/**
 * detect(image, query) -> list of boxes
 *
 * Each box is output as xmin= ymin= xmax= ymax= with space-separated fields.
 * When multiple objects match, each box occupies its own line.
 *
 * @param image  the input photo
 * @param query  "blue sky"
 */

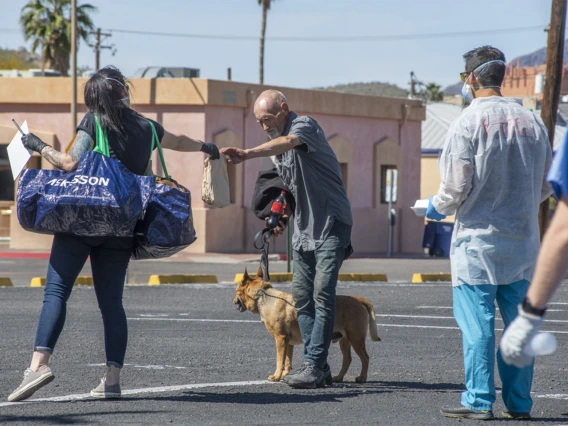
xmin=0 ymin=0 xmax=553 ymax=91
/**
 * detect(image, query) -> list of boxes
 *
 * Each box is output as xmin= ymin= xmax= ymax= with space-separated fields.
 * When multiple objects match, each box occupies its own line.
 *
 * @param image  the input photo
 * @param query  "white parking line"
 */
xmin=0 ymin=380 xmax=270 ymax=408
xmin=379 ymin=313 xmax=568 ymax=324
xmin=416 ymin=306 xmax=566 ymax=313
xmin=128 ymin=317 xmax=568 ymax=334
xmin=87 ymin=363 xmax=187 ymax=370
xmin=129 ymin=318 xmax=261 ymax=323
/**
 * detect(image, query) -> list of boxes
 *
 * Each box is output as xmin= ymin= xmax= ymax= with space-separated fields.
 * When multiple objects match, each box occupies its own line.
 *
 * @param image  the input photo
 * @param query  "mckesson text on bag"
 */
xmin=17 ymin=150 xmax=153 ymax=237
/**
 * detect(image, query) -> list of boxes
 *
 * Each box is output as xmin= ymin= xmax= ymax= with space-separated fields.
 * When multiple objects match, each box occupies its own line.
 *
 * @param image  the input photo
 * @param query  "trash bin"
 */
xmin=422 ymin=221 xmax=454 ymax=257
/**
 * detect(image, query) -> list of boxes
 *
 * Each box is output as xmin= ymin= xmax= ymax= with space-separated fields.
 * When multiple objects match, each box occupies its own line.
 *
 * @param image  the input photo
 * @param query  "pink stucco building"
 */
xmin=0 ymin=78 xmax=425 ymax=254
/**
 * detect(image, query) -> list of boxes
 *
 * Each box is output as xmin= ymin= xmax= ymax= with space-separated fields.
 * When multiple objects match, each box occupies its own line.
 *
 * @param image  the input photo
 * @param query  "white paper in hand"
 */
xmin=7 ymin=120 xmax=31 ymax=180
xmin=411 ymin=199 xmax=429 ymax=217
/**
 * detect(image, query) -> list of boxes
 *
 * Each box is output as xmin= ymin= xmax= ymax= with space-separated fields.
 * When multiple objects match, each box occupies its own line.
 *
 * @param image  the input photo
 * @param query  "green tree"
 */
xmin=424 ymin=82 xmax=444 ymax=102
xmin=20 ymin=0 xmax=96 ymax=76
xmin=258 ymin=0 xmax=274 ymax=84
xmin=0 ymin=47 xmax=39 ymax=69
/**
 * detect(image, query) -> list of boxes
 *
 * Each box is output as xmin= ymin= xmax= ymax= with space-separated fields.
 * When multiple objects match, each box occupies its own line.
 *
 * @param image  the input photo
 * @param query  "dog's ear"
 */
xmin=242 ymin=268 xmax=251 ymax=285
xmin=257 ymin=266 xmax=264 ymax=279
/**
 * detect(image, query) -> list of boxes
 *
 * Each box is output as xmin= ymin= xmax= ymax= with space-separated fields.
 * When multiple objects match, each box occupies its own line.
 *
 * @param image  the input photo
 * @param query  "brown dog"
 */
xmin=234 ymin=267 xmax=381 ymax=383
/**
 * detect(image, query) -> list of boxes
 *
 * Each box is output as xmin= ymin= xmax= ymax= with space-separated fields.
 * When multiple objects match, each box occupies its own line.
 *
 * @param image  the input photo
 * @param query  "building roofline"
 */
xmin=0 ymin=78 xmax=425 ymax=122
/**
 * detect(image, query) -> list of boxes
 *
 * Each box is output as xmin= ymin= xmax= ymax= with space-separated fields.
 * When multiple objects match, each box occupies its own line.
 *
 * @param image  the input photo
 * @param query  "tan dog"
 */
xmin=234 ymin=267 xmax=381 ymax=383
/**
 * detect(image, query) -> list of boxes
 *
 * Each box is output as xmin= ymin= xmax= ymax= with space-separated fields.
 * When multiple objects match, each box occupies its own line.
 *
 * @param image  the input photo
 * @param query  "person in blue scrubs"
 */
xmin=427 ymin=46 xmax=552 ymax=420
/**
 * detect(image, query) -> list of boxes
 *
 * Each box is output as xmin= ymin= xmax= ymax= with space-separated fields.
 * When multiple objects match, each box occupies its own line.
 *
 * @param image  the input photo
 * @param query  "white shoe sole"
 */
xmin=8 ymin=372 xmax=54 ymax=402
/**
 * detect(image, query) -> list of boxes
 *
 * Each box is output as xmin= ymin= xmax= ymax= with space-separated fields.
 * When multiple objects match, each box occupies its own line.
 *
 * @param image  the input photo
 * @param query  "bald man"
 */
xmin=221 ymin=90 xmax=353 ymax=389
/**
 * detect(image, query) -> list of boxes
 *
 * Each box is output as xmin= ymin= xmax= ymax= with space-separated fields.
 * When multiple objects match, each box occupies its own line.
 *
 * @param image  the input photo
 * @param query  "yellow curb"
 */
xmin=234 ymin=272 xmax=293 ymax=283
xmin=30 ymin=277 xmax=46 ymax=287
xmin=0 ymin=278 xmax=13 ymax=287
xmin=337 ymin=273 xmax=353 ymax=281
xmin=30 ymin=277 xmax=93 ymax=287
xmin=412 ymin=273 xmax=452 ymax=283
xmin=234 ymin=273 xmax=388 ymax=283
xmin=148 ymin=274 xmax=218 ymax=286
xmin=349 ymin=273 xmax=388 ymax=282
xmin=75 ymin=276 xmax=94 ymax=286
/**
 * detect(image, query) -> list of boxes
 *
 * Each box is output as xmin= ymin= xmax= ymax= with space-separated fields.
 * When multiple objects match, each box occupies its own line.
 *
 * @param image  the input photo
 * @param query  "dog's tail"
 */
xmin=354 ymin=296 xmax=381 ymax=342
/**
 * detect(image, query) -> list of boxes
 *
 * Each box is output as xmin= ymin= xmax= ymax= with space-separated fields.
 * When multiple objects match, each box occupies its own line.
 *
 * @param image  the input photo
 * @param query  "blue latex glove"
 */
xmin=426 ymin=196 xmax=446 ymax=221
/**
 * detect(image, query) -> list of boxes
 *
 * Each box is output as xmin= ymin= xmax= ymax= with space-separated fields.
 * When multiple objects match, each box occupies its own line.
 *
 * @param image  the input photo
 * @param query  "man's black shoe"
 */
xmin=441 ymin=406 xmax=494 ymax=420
xmin=502 ymin=410 xmax=531 ymax=420
xmin=316 ymin=364 xmax=333 ymax=388
xmin=282 ymin=363 xmax=309 ymax=384
xmin=286 ymin=362 xmax=323 ymax=389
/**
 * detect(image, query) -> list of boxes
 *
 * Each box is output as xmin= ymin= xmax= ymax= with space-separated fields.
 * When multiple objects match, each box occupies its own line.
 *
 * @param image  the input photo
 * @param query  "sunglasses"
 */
xmin=460 ymin=71 xmax=471 ymax=83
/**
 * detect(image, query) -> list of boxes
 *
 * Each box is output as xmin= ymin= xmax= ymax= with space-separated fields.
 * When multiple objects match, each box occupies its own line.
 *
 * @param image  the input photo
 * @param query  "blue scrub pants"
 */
xmin=452 ymin=280 xmax=534 ymax=412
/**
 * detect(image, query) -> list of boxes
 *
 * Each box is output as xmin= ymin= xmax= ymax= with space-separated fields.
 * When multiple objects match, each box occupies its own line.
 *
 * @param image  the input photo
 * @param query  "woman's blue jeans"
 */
xmin=34 ymin=234 xmax=132 ymax=367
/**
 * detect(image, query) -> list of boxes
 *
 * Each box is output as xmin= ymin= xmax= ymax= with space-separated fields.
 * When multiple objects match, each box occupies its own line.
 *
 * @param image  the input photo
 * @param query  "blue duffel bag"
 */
xmin=17 ymin=118 xmax=154 ymax=237
xmin=131 ymin=122 xmax=197 ymax=259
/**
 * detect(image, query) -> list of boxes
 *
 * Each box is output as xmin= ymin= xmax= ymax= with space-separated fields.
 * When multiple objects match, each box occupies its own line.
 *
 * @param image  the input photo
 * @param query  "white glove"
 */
xmin=500 ymin=305 xmax=544 ymax=368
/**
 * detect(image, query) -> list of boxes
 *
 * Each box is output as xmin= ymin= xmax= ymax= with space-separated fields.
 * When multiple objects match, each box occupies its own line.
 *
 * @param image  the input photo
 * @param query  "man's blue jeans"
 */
xmin=34 ymin=234 xmax=132 ymax=367
xmin=292 ymin=221 xmax=351 ymax=369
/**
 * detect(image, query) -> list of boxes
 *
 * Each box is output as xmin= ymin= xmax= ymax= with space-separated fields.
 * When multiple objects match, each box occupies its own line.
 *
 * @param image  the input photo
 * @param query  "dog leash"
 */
xmin=256 ymin=286 xmax=296 ymax=308
xmin=253 ymin=227 xmax=272 ymax=282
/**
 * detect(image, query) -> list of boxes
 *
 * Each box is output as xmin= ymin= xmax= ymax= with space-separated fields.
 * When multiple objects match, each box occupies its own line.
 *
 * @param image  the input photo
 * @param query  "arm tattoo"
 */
xmin=69 ymin=130 xmax=94 ymax=162
xmin=42 ymin=147 xmax=63 ymax=169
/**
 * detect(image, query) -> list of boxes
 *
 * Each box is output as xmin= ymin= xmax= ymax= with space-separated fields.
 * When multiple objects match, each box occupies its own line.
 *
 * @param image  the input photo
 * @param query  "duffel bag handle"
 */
xmin=148 ymin=121 xmax=171 ymax=181
xmin=93 ymin=115 xmax=111 ymax=157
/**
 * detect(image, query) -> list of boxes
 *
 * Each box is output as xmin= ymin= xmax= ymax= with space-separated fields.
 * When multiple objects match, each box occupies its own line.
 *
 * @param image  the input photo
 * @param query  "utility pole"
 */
xmin=539 ymin=0 xmax=567 ymax=234
xmin=71 ymin=0 xmax=77 ymax=136
xmin=89 ymin=28 xmax=113 ymax=71
xmin=410 ymin=72 xmax=417 ymax=97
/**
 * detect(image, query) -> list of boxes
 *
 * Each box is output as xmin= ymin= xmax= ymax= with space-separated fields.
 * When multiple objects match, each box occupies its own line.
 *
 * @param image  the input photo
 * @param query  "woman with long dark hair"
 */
xmin=8 ymin=66 xmax=219 ymax=402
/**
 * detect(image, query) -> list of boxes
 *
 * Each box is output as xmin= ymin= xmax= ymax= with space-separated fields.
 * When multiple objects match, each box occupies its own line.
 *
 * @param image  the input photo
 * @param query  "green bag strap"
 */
xmin=148 ymin=121 xmax=171 ymax=180
xmin=92 ymin=115 xmax=110 ymax=157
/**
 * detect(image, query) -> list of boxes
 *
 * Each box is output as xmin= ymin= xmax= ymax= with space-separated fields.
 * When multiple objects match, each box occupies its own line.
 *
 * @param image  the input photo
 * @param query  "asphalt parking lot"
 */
xmin=1 ymin=274 xmax=568 ymax=425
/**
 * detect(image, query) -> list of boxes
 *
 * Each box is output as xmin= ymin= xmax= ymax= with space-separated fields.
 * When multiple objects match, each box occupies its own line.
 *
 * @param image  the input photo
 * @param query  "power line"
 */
xmin=105 ymin=25 xmax=549 ymax=42
xmin=0 ymin=24 xmax=551 ymax=42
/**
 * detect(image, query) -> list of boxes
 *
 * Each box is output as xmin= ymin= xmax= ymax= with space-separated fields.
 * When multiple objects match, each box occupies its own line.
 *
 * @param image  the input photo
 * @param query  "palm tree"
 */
xmin=20 ymin=0 xmax=96 ymax=76
xmin=424 ymin=83 xmax=444 ymax=102
xmin=258 ymin=0 xmax=274 ymax=84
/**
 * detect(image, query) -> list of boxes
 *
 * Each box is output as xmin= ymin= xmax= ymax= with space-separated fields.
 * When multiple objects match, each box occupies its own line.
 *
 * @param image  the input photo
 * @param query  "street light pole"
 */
xmin=71 ymin=0 xmax=77 ymax=137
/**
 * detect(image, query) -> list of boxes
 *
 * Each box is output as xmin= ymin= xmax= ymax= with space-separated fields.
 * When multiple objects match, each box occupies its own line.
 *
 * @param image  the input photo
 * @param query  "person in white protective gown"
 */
xmin=426 ymin=46 xmax=552 ymax=421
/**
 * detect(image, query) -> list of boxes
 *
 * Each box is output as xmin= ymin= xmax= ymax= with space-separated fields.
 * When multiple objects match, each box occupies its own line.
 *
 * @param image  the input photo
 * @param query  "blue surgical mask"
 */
xmin=461 ymin=59 xmax=505 ymax=104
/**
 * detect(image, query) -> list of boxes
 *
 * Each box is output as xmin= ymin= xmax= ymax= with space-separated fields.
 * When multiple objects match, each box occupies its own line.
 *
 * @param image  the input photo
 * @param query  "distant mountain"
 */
xmin=315 ymin=81 xmax=408 ymax=98
xmin=444 ymin=81 xmax=463 ymax=96
xmin=509 ymin=40 xmax=568 ymax=67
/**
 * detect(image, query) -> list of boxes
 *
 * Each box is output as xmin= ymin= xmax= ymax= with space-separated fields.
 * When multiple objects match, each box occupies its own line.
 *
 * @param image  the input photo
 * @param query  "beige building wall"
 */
xmin=420 ymin=155 xmax=455 ymax=223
